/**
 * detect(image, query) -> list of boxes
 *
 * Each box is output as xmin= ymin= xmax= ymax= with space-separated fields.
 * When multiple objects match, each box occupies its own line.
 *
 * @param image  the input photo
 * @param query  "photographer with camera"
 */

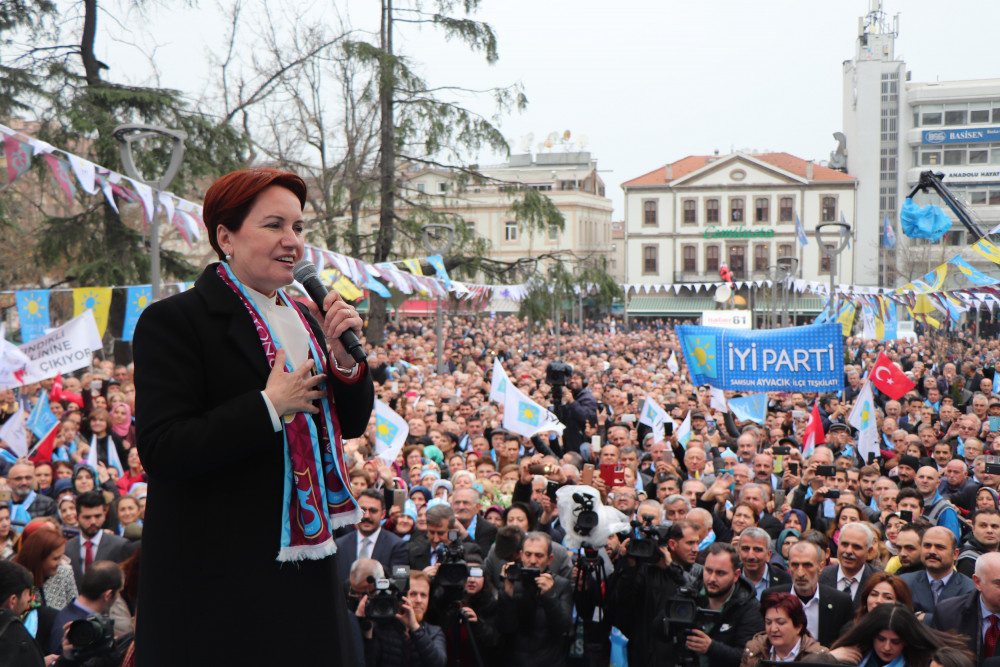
xmin=356 ymin=570 xmax=446 ymax=667
xmin=0 ymin=559 xmax=45 ymax=667
xmin=685 ymin=543 xmax=763 ymax=667
xmin=409 ymin=505 xmax=482 ymax=575
xmin=497 ymin=531 xmax=573 ymax=667
xmin=559 ymin=369 xmax=597 ymax=455
xmin=48 ymin=561 xmax=128 ymax=666
xmin=605 ymin=514 xmax=698 ymax=665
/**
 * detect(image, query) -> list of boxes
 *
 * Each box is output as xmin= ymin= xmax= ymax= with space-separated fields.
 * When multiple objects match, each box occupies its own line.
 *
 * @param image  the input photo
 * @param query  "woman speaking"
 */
xmin=133 ymin=169 xmax=373 ymax=666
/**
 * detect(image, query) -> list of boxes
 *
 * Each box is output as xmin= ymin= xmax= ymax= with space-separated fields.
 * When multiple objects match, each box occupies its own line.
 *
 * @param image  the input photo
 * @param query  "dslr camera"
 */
xmin=504 ymin=563 xmax=542 ymax=592
xmin=66 ymin=614 xmax=116 ymax=662
xmin=366 ymin=565 xmax=411 ymax=620
xmin=625 ymin=514 xmax=667 ymax=563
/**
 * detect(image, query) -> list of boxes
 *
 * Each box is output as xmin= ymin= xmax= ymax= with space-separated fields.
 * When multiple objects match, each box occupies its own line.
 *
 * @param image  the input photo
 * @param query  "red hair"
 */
xmin=760 ymin=592 xmax=808 ymax=634
xmin=203 ymin=168 xmax=308 ymax=260
xmin=14 ymin=528 xmax=66 ymax=588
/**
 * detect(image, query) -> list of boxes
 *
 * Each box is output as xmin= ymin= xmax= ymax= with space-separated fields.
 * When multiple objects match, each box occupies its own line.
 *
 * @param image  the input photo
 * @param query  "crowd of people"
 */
xmin=2 ymin=313 xmax=1000 ymax=666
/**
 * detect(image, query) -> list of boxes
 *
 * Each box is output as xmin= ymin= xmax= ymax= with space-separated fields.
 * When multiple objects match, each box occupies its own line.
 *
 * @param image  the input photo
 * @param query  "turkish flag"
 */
xmin=801 ymin=402 xmax=825 ymax=456
xmin=29 ymin=424 xmax=58 ymax=464
xmin=869 ymin=352 xmax=916 ymax=400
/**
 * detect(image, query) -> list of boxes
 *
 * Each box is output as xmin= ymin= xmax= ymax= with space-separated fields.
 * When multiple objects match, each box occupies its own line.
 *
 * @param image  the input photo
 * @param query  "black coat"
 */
xmin=760 ymin=583 xmax=854 ymax=648
xmin=496 ymin=574 xmax=573 ymax=667
xmin=0 ymin=609 xmax=44 ymax=667
xmin=929 ymin=591 xmax=983 ymax=661
xmin=698 ymin=576 xmax=764 ymax=666
xmin=133 ymin=264 xmax=374 ymax=667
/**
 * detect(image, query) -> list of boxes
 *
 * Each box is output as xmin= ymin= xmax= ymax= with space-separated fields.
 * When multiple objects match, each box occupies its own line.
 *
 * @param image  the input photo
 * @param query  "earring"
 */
xmin=224 ymin=252 xmax=232 ymax=262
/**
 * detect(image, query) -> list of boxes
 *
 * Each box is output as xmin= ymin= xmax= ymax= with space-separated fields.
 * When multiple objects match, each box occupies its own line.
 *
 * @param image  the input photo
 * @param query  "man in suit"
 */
xmin=901 ymin=525 xmax=976 ymax=623
xmin=409 ymin=504 xmax=481 ymax=573
xmin=818 ymin=522 xmax=881 ymax=609
xmin=451 ymin=487 xmax=497 ymax=556
xmin=762 ymin=541 xmax=854 ymax=648
xmin=335 ymin=490 xmax=409 ymax=586
xmin=738 ymin=528 xmax=791 ymax=600
xmin=48 ymin=561 xmax=123 ymax=655
xmin=929 ymin=552 xmax=1000 ymax=662
xmin=65 ymin=491 xmax=132 ymax=587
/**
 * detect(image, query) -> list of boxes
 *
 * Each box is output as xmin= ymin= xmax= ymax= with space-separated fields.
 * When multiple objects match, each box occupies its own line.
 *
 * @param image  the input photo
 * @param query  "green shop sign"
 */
xmin=703 ymin=226 xmax=775 ymax=239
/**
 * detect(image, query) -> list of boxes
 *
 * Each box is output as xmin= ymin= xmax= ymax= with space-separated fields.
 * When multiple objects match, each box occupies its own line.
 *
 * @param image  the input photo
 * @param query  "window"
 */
xmin=416 ymin=183 xmax=426 ymax=193
xmin=946 ymin=230 xmax=965 ymax=246
xmin=754 ymin=244 xmax=769 ymax=272
xmin=547 ymin=224 xmax=559 ymax=241
xmin=683 ymin=199 xmax=697 ymax=224
xmin=755 ymin=197 xmax=769 ymax=223
xmin=438 ymin=182 xmax=448 ymax=193
xmin=504 ymin=221 xmax=518 ymax=241
xmin=728 ymin=246 xmax=746 ymax=279
xmin=971 ymin=106 xmax=991 ymax=124
xmin=779 ymin=197 xmax=794 ymax=222
xmin=990 ymin=188 xmax=1000 ymax=206
xmin=821 ymin=196 xmax=837 ymax=222
xmin=706 ymin=245 xmax=720 ymax=272
xmin=944 ymin=106 xmax=968 ymax=125
xmin=706 ymin=199 xmax=720 ymax=223
xmin=921 ymin=105 xmax=943 ymax=126
xmin=820 ymin=244 xmax=833 ymax=272
xmin=643 ymin=200 xmax=658 ymax=226
xmin=944 ymin=149 xmax=964 ymax=165
xmin=643 ymin=245 xmax=658 ymax=274
xmin=778 ymin=243 xmax=793 ymax=258
xmin=921 ymin=150 xmax=941 ymax=166
xmin=970 ymin=149 xmax=989 ymax=165
xmin=683 ymin=245 xmax=696 ymax=272
xmin=730 ymin=198 xmax=744 ymax=223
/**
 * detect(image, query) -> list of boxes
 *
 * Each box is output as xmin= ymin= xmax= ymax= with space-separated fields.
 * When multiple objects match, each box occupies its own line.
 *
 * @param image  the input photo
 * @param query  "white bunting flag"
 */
xmin=374 ymin=399 xmax=409 ymax=464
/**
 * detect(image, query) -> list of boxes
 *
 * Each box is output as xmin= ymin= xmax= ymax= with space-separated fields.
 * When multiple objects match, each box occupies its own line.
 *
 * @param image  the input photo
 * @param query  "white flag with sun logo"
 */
xmin=847 ymin=379 xmax=879 ymax=461
xmin=490 ymin=357 xmax=511 ymax=405
xmin=374 ymin=399 xmax=409 ymax=464
xmin=502 ymin=380 xmax=565 ymax=439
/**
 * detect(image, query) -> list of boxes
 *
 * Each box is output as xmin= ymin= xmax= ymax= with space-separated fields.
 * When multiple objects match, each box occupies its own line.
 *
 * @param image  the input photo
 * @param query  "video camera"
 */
xmin=504 ymin=563 xmax=542 ymax=591
xmin=66 ymin=614 xmax=116 ymax=662
xmin=625 ymin=515 xmax=668 ymax=563
xmin=545 ymin=360 xmax=573 ymax=388
xmin=662 ymin=587 xmax=721 ymax=666
xmin=435 ymin=530 xmax=470 ymax=601
xmin=572 ymin=493 xmax=600 ymax=537
xmin=366 ymin=565 xmax=411 ymax=621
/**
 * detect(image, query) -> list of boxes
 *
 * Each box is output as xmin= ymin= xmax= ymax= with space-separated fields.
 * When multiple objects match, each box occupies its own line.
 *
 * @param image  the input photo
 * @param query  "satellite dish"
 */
xmin=714 ymin=284 xmax=732 ymax=303
xmin=544 ymin=139 xmax=552 ymax=148
xmin=563 ymin=130 xmax=571 ymax=140
xmin=576 ymin=134 xmax=589 ymax=149
xmin=517 ymin=135 xmax=531 ymax=152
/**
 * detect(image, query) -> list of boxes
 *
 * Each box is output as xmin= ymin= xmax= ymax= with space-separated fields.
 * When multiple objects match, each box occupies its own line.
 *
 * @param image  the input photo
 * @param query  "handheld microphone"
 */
xmin=292 ymin=260 xmax=367 ymax=365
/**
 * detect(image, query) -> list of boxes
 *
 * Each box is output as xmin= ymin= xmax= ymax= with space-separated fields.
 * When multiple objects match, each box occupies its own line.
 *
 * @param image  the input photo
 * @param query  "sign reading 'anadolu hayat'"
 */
xmin=677 ymin=323 xmax=844 ymax=391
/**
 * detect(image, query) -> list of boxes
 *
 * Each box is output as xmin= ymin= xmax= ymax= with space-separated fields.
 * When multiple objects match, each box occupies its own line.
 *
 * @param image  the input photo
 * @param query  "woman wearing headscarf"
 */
xmin=133 ymin=168 xmax=374 ymax=666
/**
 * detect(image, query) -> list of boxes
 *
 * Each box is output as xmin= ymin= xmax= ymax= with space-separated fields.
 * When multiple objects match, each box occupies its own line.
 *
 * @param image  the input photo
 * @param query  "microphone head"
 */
xmin=293 ymin=260 xmax=318 ymax=283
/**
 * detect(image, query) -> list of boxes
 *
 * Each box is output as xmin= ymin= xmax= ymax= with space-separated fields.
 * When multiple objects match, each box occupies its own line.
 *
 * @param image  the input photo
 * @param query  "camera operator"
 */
xmin=685 ymin=543 xmax=763 ymax=667
xmin=49 ymin=561 xmax=129 ymax=666
xmin=345 ymin=558 xmax=384 ymax=614
xmin=666 ymin=519 xmax=703 ymax=579
xmin=0 ymin=559 xmax=45 ymax=666
xmin=605 ymin=516 xmax=697 ymax=665
xmin=497 ymin=531 xmax=573 ymax=667
xmin=561 ymin=371 xmax=597 ymax=455
xmin=410 ymin=505 xmax=482 ymax=575
xmin=356 ymin=571 xmax=446 ymax=667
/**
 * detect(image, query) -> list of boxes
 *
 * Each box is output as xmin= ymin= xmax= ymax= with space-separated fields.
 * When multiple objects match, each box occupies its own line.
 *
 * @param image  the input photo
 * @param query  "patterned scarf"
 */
xmin=218 ymin=263 xmax=360 ymax=561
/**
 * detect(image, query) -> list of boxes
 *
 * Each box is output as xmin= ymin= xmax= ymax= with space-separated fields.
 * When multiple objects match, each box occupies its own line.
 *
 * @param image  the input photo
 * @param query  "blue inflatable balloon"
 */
xmin=900 ymin=197 xmax=952 ymax=241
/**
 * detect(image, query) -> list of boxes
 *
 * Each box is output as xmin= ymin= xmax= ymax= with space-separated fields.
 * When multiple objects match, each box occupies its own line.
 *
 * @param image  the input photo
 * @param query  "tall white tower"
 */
xmin=842 ymin=1 xmax=905 ymax=287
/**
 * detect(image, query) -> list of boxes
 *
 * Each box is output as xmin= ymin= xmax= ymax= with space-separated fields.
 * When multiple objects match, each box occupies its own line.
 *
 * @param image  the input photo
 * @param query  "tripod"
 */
xmin=444 ymin=599 xmax=484 ymax=667
xmin=571 ymin=548 xmax=609 ymax=666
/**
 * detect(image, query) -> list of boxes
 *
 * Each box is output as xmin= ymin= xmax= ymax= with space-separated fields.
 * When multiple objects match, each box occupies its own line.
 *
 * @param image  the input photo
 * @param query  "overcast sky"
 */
xmin=92 ymin=0 xmax=1000 ymax=218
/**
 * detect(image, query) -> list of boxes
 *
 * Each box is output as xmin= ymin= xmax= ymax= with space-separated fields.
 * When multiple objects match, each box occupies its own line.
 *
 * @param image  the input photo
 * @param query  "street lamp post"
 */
xmin=816 ymin=222 xmax=851 ymax=317
xmin=421 ymin=224 xmax=455 ymax=376
xmin=776 ymin=256 xmax=799 ymax=328
xmin=111 ymin=124 xmax=187 ymax=302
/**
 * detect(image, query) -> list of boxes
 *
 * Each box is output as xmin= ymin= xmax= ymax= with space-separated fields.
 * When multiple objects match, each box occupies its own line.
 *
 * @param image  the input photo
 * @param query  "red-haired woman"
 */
xmin=14 ymin=522 xmax=77 ymax=610
xmin=741 ymin=592 xmax=831 ymax=666
xmin=133 ymin=168 xmax=374 ymax=666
